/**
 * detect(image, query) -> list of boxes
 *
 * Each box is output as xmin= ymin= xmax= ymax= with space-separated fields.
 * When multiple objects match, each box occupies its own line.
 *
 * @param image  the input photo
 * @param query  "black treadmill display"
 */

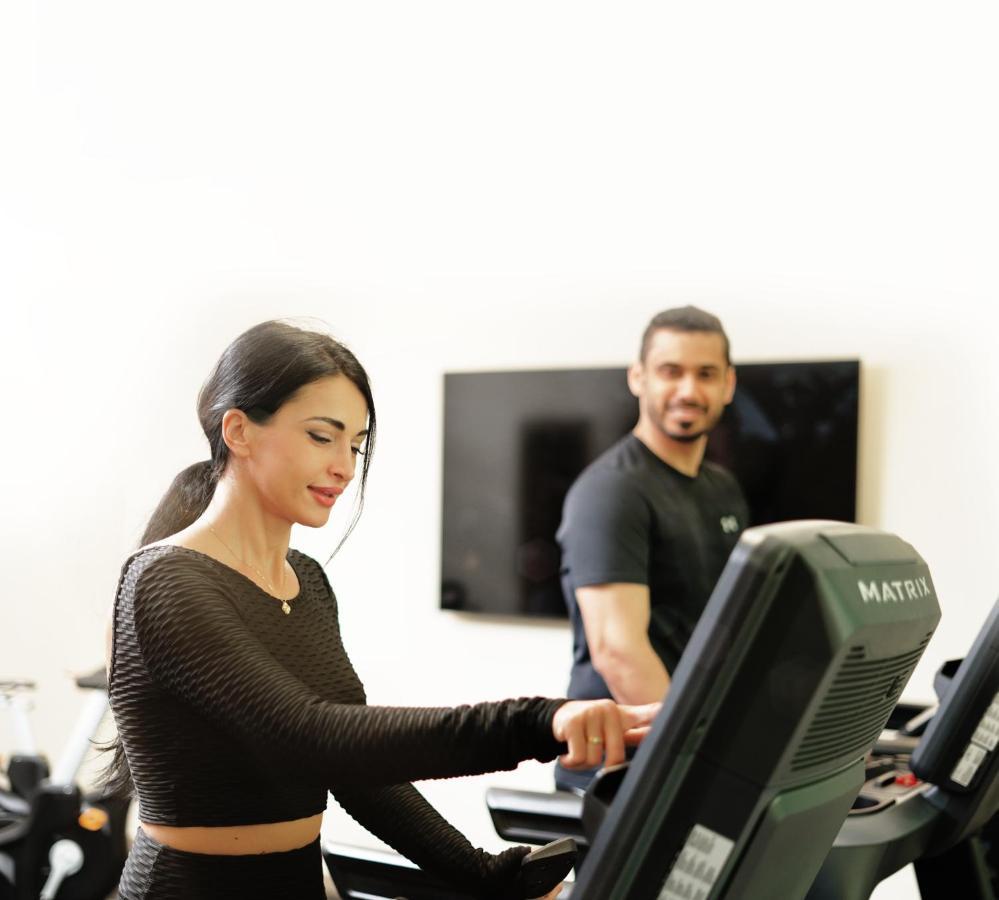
xmin=912 ymin=599 xmax=999 ymax=801
xmin=570 ymin=521 xmax=941 ymax=900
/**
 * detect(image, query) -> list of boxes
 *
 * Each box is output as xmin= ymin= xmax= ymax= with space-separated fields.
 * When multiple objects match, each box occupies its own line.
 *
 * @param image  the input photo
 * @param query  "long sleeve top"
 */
xmin=109 ymin=544 xmax=566 ymax=897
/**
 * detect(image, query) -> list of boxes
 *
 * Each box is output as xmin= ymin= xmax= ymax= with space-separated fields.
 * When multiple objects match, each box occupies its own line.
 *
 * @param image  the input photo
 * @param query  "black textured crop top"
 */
xmin=110 ymin=545 xmax=567 ymax=897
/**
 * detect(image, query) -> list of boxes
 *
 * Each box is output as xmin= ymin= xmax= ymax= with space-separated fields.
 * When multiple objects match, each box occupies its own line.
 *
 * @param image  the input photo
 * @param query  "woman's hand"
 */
xmin=551 ymin=699 xmax=660 ymax=770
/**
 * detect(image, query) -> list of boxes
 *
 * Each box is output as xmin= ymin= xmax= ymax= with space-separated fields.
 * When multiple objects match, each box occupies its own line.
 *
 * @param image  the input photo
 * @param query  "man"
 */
xmin=555 ymin=306 xmax=749 ymax=791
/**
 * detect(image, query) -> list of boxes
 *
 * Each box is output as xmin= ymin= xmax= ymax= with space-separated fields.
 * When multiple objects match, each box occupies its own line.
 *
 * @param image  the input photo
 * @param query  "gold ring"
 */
xmin=588 ymin=735 xmax=603 ymax=744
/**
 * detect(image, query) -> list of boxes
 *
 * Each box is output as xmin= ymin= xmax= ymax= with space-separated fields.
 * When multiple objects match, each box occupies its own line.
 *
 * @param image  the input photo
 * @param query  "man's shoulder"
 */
xmin=569 ymin=436 xmax=650 ymax=496
xmin=585 ymin=434 xmax=658 ymax=478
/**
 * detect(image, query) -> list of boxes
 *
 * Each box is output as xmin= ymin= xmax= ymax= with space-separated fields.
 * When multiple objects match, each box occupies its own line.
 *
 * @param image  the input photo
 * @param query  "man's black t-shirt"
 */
xmin=557 ymin=433 xmax=749 ymax=700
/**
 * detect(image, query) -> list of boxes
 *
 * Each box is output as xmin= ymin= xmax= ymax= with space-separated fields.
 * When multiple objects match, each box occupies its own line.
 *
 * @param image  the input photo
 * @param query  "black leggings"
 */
xmin=118 ymin=828 xmax=326 ymax=899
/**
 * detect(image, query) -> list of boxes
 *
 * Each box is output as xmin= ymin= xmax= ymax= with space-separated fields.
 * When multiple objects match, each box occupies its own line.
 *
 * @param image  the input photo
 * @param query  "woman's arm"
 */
xmin=332 ymin=781 xmax=533 ymax=899
xmin=129 ymin=560 xmax=565 ymax=785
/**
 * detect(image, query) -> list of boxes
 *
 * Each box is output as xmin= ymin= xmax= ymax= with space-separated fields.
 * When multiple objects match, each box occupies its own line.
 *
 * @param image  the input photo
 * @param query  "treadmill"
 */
xmin=324 ymin=521 xmax=941 ymax=899
xmin=807 ymin=598 xmax=999 ymax=899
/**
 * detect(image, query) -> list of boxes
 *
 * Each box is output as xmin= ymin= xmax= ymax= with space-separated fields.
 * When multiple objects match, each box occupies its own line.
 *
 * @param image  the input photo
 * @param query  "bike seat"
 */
xmin=74 ymin=668 xmax=108 ymax=691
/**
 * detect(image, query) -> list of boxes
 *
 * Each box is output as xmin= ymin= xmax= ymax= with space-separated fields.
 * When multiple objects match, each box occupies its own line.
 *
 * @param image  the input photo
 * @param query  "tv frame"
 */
xmin=441 ymin=360 xmax=861 ymax=618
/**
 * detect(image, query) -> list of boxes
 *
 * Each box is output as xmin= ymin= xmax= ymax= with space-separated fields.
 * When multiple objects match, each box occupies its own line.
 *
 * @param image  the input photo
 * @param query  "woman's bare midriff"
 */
xmin=141 ymin=813 xmax=324 ymax=855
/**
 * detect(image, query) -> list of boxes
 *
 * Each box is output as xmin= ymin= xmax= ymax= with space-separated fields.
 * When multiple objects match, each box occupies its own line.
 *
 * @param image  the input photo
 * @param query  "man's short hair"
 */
xmin=639 ymin=305 xmax=731 ymax=365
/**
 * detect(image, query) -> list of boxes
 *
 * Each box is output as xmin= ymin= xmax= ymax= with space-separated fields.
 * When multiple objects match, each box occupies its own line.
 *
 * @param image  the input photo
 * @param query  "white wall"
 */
xmin=2 ymin=4 xmax=997 ymax=898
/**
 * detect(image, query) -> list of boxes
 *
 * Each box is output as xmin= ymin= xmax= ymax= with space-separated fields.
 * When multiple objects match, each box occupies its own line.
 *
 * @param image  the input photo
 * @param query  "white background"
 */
xmin=2 ymin=3 xmax=997 ymax=897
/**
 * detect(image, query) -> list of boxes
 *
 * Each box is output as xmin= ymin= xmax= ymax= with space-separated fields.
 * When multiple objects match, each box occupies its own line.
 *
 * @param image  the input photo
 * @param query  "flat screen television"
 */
xmin=440 ymin=360 xmax=860 ymax=617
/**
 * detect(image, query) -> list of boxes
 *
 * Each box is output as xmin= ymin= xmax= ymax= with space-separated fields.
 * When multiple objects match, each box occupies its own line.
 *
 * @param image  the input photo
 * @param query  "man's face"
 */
xmin=628 ymin=328 xmax=736 ymax=444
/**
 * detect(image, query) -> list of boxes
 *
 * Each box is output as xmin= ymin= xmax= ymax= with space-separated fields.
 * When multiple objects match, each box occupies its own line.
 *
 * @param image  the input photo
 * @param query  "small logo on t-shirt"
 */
xmin=720 ymin=515 xmax=740 ymax=534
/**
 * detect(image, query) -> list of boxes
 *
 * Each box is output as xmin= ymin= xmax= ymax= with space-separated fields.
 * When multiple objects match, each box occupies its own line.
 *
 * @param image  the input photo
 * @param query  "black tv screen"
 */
xmin=440 ymin=360 xmax=859 ymax=618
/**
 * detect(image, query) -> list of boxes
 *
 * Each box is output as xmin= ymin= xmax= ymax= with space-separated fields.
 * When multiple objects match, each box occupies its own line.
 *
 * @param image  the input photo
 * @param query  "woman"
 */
xmin=106 ymin=320 xmax=658 ymax=899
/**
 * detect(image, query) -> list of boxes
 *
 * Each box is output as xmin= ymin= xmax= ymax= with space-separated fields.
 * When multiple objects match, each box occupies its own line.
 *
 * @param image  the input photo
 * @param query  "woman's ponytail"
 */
xmin=139 ymin=460 xmax=220 ymax=546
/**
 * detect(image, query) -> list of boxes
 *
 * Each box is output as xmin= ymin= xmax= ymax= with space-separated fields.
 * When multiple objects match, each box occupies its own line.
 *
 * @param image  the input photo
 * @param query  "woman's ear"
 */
xmin=220 ymin=409 xmax=252 ymax=459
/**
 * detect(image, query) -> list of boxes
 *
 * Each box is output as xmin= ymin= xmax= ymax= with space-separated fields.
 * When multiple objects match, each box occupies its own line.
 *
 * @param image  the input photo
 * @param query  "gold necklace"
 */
xmin=207 ymin=525 xmax=292 ymax=615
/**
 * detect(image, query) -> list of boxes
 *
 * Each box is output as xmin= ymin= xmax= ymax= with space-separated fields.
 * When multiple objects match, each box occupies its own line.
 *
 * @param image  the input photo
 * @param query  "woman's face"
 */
xmin=243 ymin=374 xmax=370 ymax=528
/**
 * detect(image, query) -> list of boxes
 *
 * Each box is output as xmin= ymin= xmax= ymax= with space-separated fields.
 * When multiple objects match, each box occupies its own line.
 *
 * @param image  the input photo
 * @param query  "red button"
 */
xmin=896 ymin=772 xmax=919 ymax=787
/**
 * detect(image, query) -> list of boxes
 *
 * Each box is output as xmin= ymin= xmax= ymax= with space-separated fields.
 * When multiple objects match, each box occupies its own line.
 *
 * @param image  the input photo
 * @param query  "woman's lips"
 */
xmin=308 ymin=486 xmax=343 ymax=507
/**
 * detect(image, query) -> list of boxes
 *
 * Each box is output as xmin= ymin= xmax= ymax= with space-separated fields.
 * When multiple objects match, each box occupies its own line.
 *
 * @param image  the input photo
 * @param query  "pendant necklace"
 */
xmin=208 ymin=525 xmax=292 ymax=615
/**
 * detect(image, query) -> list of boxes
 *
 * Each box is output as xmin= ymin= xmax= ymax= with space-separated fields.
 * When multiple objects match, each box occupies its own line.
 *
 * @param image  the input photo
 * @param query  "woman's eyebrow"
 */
xmin=303 ymin=416 xmax=369 ymax=438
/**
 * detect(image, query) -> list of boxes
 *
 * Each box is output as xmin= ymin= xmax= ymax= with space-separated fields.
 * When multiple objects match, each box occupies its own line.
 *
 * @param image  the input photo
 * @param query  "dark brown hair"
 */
xmin=639 ymin=305 xmax=731 ymax=365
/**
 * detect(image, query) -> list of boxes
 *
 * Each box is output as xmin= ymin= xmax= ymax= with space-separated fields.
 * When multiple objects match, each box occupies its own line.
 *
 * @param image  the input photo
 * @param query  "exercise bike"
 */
xmin=0 ymin=669 xmax=129 ymax=900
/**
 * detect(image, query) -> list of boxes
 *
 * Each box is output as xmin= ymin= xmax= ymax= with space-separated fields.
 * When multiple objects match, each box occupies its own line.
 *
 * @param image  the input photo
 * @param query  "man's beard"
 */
xmin=656 ymin=403 xmax=723 ymax=443
xmin=664 ymin=426 xmax=707 ymax=443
